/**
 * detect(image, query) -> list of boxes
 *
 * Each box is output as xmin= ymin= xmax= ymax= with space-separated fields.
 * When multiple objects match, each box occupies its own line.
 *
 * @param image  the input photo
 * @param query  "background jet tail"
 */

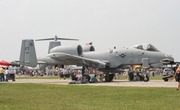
xmin=19 ymin=39 xmax=37 ymax=67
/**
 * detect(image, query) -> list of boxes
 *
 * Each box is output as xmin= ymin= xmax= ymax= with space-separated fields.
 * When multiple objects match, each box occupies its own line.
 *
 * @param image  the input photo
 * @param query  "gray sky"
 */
xmin=0 ymin=0 xmax=180 ymax=62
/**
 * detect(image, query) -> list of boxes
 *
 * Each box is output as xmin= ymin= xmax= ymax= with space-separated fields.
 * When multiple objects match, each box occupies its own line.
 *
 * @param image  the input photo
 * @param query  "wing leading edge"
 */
xmin=47 ymin=52 xmax=108 ymax=68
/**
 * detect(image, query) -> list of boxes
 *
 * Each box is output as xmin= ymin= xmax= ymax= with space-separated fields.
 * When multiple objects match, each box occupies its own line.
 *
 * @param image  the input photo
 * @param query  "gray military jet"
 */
xmin=19 ymin=39 xmax=174 ymax=82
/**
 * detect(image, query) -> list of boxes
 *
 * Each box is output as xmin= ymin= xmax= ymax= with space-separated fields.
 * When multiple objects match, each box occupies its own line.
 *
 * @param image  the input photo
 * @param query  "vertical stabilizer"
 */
xmin=19 ymin=39 xmax=37 ymax=67
xmin=48 ymin=41 xmax=61 ymax=53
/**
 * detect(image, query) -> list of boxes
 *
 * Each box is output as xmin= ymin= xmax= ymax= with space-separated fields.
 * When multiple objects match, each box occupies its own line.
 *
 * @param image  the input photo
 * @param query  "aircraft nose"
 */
xmin=160 ymin=54 xmax=174 ymax=64
xmin=169 ymin=56 xmax=174 ymax=61
xmin=167 ymin=54 xmax=174 ymax=61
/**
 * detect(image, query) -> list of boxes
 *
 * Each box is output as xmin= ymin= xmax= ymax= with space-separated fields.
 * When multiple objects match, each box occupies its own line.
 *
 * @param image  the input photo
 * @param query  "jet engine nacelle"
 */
xmin=50 ymin=45 xmax=83 ymax=56
xmin=82 ymin=45 xmax=95 ymax=52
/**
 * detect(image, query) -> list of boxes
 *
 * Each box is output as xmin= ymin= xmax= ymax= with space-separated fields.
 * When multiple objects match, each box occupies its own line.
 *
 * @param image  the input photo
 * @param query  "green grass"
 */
xmin=0 ymin=83 xmax=179 ymax=110
xmin=149 ymin=75 xmax=162 ymax=80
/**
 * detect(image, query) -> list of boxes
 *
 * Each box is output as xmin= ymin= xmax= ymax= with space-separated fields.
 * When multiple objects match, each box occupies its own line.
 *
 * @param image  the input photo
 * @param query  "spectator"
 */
xmin=128 ymin=65 xmax=134 ymax=81
xmin=90 ymin=75 xmax=98 ymax=83
xmin=71 ymin=72 xmax=78 ymax=81
xmin=80 ymin=75 xmax=87 ymax=83
xmin=5 ymin=67 xmax=9 ymax=82
xmin=62 ymin=68 xmax=67 ymax=80
xmin=99 ymin=73 xmax=104 ymax=82
xmin=175 ymin=68 xmax=180 ymax=90
xmin=0 ymin=67 xmax=5 ymax=82
xmin=152 ymin=72 xmax=155 ymax=77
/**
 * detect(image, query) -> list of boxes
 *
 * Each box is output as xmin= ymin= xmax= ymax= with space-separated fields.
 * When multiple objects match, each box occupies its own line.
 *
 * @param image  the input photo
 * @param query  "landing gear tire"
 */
xmin=163 ymin=78 xmax=168 ymax=82
xmin=144 ymin=76 xmax=149 ymax=82
xmin=105 ymin=73 xmax=114 ymax=82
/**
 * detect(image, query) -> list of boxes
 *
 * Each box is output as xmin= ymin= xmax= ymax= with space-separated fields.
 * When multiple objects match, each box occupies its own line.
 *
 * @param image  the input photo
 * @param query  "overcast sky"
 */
xmin=0 ymin=0 xmax=180 ymax=62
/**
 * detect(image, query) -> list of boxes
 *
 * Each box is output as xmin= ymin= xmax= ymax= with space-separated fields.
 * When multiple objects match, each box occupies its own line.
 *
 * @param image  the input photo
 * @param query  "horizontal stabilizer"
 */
xmin=35 ymin=35 xmax=79 ymax=41
xmin=35 ymin=38 xmax=79 ymax=41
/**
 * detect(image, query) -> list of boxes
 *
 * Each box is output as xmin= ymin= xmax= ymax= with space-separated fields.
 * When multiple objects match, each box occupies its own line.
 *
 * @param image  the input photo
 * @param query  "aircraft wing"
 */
xmin=47 ymin=52 xmax=108 ymax=68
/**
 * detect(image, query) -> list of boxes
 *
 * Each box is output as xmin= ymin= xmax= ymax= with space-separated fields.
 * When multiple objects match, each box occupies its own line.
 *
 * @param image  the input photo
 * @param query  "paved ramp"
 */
xmin=6 ymin=79 xmax=178 ymax=88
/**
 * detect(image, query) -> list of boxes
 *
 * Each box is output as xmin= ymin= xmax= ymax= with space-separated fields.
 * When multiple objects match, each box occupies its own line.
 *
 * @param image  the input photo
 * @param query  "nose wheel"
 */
xmin=144 ymin=75 xmax=149 ymax=82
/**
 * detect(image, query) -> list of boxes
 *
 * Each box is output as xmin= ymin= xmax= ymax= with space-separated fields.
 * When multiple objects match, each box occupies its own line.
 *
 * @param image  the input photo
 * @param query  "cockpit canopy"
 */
xmin=131 ymin=44 xmax=160 ymax=52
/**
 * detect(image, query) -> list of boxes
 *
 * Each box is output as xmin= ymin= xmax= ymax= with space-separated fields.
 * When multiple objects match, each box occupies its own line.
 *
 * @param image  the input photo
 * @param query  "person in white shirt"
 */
xmin=5 ymin=67 xmax=9 ymax=82
xmin=62 ymin=68 xmax=67 ymax=80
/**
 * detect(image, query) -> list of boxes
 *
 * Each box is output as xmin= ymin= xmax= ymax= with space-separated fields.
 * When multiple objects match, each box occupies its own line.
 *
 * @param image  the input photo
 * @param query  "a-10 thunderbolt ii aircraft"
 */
xmin=19 ymin=39 xmax=174 ymax=82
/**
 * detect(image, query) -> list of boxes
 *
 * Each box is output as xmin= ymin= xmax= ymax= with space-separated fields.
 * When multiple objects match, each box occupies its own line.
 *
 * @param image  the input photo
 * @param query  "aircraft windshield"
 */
xmin=131 ymin=44 xmax=160 ymax=52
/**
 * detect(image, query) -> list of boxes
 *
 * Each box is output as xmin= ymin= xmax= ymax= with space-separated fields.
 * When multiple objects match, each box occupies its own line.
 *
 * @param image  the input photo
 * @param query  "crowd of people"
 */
xmin=1 ymin=63 xmax=180 ymax=91
xmin=69 ymin=68 xmax=105 ymax=84
xmin=15 ymin=66 xmax=106 ymax=83
xmin=20 ymin=69 xmax=43 ymax=77
xmin=0 ymin=67 xmax=9 ymax=82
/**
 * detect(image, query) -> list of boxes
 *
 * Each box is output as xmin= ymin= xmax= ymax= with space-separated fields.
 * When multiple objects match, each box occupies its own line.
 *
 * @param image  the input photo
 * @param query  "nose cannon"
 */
xmin=160 ymin=55 xmax=174 ymax=65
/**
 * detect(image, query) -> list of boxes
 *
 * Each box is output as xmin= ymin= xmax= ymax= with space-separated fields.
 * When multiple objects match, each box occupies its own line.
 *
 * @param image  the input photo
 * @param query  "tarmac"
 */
xmin=6 ymin=79 xmax=178 ymax=88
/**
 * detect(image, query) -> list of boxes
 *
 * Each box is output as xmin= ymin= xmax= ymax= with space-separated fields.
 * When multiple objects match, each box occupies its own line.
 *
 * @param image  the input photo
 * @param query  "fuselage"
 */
xmin=82 ymin=47 xmax=173 ymax=68
xmin=38 ymin=47 xmax=174 ymax=68
xmin=20 ymin=39 xmax=174 ymax=70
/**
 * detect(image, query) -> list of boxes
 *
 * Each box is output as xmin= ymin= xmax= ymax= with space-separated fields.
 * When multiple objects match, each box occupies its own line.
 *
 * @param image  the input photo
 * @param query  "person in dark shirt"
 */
xmin=174 ymin=67 xmax=180 ymax=90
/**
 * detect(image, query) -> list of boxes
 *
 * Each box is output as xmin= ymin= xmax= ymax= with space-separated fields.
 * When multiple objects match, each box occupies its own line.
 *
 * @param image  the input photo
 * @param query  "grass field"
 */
xmin=0 ymin=83 xmax=179 ymax=110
